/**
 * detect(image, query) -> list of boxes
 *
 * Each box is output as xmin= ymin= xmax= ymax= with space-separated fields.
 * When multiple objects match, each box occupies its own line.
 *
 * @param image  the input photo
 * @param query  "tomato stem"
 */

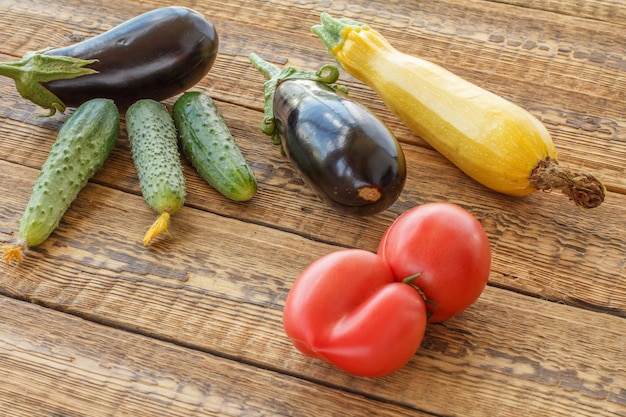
xmin=402 ymin=273 xmax=422 ymax=285
xmin=402 ymin=273 xmax=439 ymax=309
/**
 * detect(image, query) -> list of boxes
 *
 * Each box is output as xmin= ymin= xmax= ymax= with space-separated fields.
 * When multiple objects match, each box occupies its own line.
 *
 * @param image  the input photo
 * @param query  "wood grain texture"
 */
xmin=0 ymin=297 xmax=431 ymax=417
xmin=0 ymin=0 xmax=624 ymax=416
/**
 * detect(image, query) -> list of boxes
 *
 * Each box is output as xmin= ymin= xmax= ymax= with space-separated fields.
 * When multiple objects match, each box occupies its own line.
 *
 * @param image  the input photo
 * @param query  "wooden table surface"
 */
xmin=1 ymin=0 xmax=625 ymax=416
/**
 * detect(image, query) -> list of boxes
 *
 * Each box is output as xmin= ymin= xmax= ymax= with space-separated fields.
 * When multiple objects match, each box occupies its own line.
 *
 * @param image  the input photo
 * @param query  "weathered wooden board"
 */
xmin=0 ymin=296 xmax=432 ymax=417
xmin=0 ymin=0 xmax=624 ymax=416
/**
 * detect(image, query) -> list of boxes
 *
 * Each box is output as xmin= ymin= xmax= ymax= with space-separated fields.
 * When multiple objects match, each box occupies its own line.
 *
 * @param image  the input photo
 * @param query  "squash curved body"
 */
xmin=314 ymin=16 xmax=557 ymax=196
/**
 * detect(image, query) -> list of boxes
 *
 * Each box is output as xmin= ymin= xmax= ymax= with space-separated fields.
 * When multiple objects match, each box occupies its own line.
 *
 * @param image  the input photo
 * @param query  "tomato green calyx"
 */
xmin=0 ymin=50 xmax=98 ymax=116
xmin=248 ymin=52 xmax=348 ymax=153
xmin=402 ymin=273 xmax=422 ymax=285
xmin=402 ymin=273 xmax=439 ymax=309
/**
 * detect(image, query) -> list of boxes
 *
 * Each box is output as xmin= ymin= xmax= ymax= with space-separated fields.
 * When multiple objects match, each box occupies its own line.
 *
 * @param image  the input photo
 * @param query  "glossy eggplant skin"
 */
xmin=44 ymin=7 xmax=218 ymax=110
xmin=273 ymin=79 xmax=406 ymax=215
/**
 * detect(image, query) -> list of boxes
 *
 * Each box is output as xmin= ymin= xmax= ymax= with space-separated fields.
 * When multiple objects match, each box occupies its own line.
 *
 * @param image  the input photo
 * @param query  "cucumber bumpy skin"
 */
xmin=1 ymin=98 xmax=119 ymax=264
xmin=173 ymin=91 xmax=257 ymax=202
xmin=125 ymin=99 xmax=186 ymax=245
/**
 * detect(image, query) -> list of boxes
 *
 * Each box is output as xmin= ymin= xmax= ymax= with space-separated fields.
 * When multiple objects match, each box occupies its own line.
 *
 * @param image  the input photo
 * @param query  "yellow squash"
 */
xmin=312 ymin=13 xmax=605 ymax=208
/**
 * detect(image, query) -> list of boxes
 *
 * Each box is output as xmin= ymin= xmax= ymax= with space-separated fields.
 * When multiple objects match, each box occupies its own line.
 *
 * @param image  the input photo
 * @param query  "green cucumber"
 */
xmin=173 ymin=91 xmax=257 ymax=202
xmin=1 ymin=98 xmax=119 ymax=264
xmin=125 ymin=99 xmax=186 ymax=245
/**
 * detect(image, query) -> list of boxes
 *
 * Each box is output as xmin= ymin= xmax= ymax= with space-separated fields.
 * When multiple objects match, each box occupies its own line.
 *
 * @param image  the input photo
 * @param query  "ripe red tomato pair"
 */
xmin=282 ymin=203 xmax=491 ymax=377
xmin=378 ymin=202 xmax=492 ymax=323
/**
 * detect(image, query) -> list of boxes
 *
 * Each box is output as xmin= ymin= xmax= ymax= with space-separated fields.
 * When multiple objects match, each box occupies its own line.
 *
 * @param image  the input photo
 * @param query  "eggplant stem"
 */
xmin=248 ymin=52 xmax=346 ymax=146
xmin=530 ymin=157 xmax=606 ymax=209
xmin=0 ymin=50 xmax=97 ymax=116
xmin=248 ymin=53 xmax=280 ymax=80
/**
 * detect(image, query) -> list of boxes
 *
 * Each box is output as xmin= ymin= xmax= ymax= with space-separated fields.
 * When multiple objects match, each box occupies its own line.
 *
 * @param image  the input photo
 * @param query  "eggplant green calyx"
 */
xmin=248 ymin=52 xmax=347 ymax=151
xmin=0 ymin=50 xmax=98 ymax=116
xmin=311 ymin=12 xmax=368 ymax=60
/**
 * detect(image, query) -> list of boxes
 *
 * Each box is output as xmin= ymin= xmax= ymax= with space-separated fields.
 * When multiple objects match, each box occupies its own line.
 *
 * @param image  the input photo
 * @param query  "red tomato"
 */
xmin=283 ymin=249 xmax=427 ymax=377
xmin=378 ymin=203 xmax=491 ymax=323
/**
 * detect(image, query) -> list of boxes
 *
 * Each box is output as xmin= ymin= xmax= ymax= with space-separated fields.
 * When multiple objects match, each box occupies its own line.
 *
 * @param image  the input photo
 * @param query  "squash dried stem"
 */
xmin=143 ymin=212 xmax=172 ymax=246
xmin=530 ymin=157 xmax=606 ymax=208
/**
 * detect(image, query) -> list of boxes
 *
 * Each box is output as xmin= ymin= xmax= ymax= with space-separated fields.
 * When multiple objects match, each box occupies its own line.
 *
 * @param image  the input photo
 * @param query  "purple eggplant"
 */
xmin=0 ymin=7 xmax=218 ymax=114
xmin=249 ymin=53 xmax=406 ymax=215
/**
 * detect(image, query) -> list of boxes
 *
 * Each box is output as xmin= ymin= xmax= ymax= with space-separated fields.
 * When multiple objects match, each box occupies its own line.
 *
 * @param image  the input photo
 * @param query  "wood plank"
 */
xmin=1 ymin=0 xmax=624 ymax=342
xmin=1 ymin=0 xmax=624 ymax=191
xmin=0 ymin=0 xmax=624 ymax=416
xmin=0 ymin=136 xmax=624 ymax=318
xmin=0 ymin=295 xmax=428 ymax=417
xmin=215 ymin=0 xmax=626 ymax=194
xmin=487 ymin=0 xmax=626 ymax=24
xmin=0 ymin=160 xmax=624 ymax=416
